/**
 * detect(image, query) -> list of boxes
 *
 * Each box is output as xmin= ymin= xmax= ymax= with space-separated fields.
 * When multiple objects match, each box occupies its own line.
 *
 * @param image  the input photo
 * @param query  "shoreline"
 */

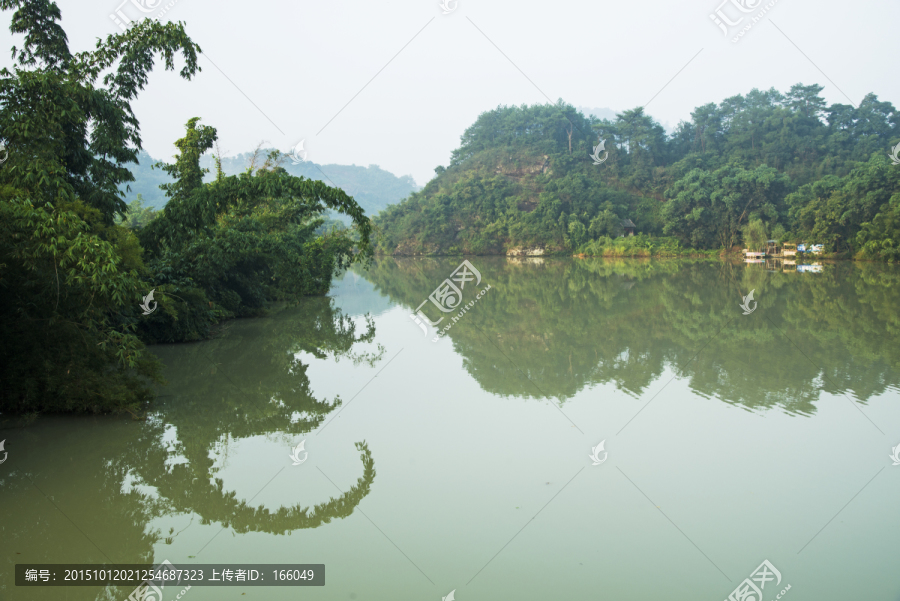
xmin=370 ymin=251 xmax=864 ymax=261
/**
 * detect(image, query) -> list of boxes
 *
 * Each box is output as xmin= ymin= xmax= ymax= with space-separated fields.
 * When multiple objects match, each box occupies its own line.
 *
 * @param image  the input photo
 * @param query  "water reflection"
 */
xmin=0 ymin=299 xmax=381 ymax=600
xmin=362 ymin=257 xmax=900 ymax=415
xmin=139 ymin=297 xmax=383 ymax=534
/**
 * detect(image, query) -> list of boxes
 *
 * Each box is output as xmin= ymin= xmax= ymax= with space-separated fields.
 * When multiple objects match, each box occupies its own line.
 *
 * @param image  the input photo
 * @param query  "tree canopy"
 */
xmin=0 ymin=0 xmax=373 ymax=413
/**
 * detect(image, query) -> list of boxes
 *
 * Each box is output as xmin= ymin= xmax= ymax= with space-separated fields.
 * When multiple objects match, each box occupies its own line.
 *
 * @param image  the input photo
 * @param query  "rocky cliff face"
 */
xmin=377 ymin=148 xmax=576 ymax=255
xmin=494 ymin=155 xmax=551 ymax=179
xmin=506 ymin=246 xmax=546 ymax=256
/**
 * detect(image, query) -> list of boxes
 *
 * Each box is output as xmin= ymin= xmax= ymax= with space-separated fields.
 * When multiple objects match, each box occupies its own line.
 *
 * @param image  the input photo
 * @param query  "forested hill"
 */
xmin=373 ymin=84 xmax=900 ymax=260
xmin=120 ymin=149 xmax=419 ymax=217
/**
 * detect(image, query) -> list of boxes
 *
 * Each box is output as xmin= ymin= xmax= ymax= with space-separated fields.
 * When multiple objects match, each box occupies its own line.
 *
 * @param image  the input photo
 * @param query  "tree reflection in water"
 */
xmin=137 ymin=296 xmax=384 ymax=534
xmin=362 ymin=257 xmax=900 ymax=416
xmin=0 ymin=298 xmax=383 ymax=601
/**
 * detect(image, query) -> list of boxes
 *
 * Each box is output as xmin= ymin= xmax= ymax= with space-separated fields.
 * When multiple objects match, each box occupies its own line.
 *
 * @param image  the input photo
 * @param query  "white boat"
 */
xmin=797 ymin=264 xmax=823 ymax=273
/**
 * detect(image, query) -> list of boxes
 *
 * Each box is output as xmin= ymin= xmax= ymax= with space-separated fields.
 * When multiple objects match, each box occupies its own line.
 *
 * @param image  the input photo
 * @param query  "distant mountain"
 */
xmin=118 ymin=150 xmax=172 ymax=209
xmin=118 ymin=149 xmax=419 ymax=219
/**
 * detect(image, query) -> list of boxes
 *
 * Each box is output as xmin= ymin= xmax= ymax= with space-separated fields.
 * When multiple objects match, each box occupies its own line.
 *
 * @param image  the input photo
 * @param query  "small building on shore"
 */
xmin=620 ymin=219 xmax=636 ymax=237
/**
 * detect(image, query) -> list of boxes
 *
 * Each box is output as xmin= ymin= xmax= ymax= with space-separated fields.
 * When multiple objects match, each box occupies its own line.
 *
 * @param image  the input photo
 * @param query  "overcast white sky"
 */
xmin=2 ymin=0 xmax=898 ymax=186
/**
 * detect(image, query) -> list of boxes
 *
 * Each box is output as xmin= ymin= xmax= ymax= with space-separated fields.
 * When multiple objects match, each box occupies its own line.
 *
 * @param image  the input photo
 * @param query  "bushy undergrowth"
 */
xmin=576 ymin=234 xmax=706 ymax=257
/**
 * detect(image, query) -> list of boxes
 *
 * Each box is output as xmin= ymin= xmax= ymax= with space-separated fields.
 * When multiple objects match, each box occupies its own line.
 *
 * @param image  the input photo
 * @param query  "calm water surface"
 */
xmin=2 ymin=257 xmax=899 ymax=600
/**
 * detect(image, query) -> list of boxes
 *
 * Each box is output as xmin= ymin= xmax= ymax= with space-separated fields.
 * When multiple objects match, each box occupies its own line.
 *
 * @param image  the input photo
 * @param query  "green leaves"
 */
xmin=662 ymin=164 xmax=789 ymax=249
xmin=0 ymin=195 xmax=161 ymax=413
xmin=789 ymin=155 xmax=900 ymax=255
xmin=0 ymin=2 xmax=201 ymax=223
xmin=135 ymin=118 xmax=372 ymax=342
xmin=0 ymin=0 xmax=200 ymax=413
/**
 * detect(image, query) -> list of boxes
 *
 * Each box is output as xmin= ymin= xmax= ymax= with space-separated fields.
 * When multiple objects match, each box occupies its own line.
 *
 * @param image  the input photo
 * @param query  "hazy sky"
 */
xmin=2 ymin=0 xmax=898 ymax=186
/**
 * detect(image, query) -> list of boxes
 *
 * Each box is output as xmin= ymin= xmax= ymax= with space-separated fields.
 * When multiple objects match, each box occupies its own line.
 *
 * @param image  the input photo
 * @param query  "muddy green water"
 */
xmin=2 ymin=257 xmax=899 ymax=601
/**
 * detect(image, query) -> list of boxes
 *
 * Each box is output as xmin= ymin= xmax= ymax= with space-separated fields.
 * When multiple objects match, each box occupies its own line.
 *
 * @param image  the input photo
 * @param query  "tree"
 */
xmin=857 ymin=194 xmax=900 ymax=261
xmin=0 ymin=1 xmax=201 ymax=221
xmin=119 ymin=194 xmax=158 ymax=229
xmin=788 ymin=155 xmax=900 ymax=253
xmin=663 ymin=164 xmax=788 ymax=249
xmin=742 ymin=218 xmax=768 ymax=251
xmin=567 ymin=219 xmax=587 ymax=248
xmin=136 ymin=119 xmax=373 ymax=342
xmin=0 ymin=0 xmax=201 ymax=412
xmin=589 ymin=210 xmax=623 ymax=239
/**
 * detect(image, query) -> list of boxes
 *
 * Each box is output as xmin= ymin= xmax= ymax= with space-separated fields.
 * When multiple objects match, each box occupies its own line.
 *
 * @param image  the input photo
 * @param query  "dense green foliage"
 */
xmin=788 ymin=156 xmax=900 ymax=259
xmin=0 ymin=0 xmax=202 ymax=412
xmin=0 ymin=0 xmax=372 ymax=413
xmin=135 ymin=118 xmax=372 ymax=343
xmin=576 ymin=233 xmax=703 ymax=258
xmin=375 ymin=87 xmax=900 ymax=257
xmin=662 ymin=163 xmax=789 ymax=249
xmin=118 ymin=193 xmax=159 ymax=228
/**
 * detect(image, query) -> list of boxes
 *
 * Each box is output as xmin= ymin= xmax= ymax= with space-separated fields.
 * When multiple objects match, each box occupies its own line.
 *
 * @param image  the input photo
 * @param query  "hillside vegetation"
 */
xmin=374 ymin=89 xmax=900 ymax=259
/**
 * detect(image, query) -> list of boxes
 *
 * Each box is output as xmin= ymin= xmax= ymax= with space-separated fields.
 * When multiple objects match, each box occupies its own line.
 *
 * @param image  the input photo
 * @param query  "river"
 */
xmin=2 ymin=257 xmax=899 ymax=600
